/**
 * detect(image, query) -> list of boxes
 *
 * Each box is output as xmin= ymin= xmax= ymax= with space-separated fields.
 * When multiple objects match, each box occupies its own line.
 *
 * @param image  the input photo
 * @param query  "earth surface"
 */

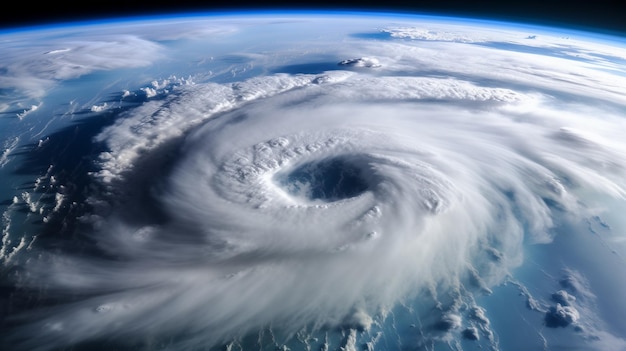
xmin=1 ymin=12 xmax=626 ymax=351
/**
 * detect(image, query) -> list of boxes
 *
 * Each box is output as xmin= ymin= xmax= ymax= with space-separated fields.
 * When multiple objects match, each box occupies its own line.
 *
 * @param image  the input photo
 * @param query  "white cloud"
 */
xmin=7 ymin=14 xmax=626 ymax=351
xmin=89 ymin=102 xmax=109 ymax=112
xmin=355 ymin=32 xmax=626 ymax=106
xmin=0 ymin=32 xmax=163 ymax=103
xmin=383 ymin=27 xmax=481 ymax=42
xmin=93 ymin=71 xmax=353 ymax=184
xmin=339 ymin=57 xmax=381 ymax=68
xmin=16 ymin=103 xmax=41 ymax=119
xmin=0 ymin=136 xmax=19 ymax=168
xmin=22 ymin=66 xmax=625 ymax=349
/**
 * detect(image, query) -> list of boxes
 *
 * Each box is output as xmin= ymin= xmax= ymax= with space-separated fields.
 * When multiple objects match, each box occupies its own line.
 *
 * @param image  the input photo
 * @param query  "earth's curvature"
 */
xmin=1 ymin=12 xmax=626 ymax=351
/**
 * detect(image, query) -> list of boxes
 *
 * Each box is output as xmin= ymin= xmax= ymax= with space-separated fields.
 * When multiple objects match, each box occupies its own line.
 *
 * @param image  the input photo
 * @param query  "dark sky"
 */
xmin=2 ymin=0 xmax=625 ymax=36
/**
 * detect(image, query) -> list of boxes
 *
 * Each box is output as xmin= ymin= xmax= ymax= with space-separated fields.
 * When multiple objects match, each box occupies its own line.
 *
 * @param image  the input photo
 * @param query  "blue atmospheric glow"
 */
xmin=2 ymin=8 xmax=625 ymax=44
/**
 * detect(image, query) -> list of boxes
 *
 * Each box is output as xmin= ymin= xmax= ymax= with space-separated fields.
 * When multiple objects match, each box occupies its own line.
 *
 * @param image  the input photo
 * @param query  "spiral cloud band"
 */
xmin=3 ymin=15 xmax=626 ymax=351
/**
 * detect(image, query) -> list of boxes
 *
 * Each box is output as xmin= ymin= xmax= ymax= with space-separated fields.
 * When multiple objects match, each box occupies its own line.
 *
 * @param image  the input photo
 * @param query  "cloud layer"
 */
xmin=4 ymin=14 xmax=626 ymax=351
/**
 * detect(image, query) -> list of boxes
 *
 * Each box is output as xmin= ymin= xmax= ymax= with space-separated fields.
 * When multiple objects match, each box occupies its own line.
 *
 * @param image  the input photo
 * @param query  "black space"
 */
xmin=1 ymin=0 xmax=625 ymax=36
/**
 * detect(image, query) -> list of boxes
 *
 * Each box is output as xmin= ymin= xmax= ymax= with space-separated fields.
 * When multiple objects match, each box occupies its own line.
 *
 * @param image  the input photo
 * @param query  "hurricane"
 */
xmin=2 ymin=13 xmax=626 ymax=351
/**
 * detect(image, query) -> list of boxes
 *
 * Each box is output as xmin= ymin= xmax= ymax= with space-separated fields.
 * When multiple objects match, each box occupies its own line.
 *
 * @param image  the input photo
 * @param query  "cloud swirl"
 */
xmin=4 ymin=15 xmax=626 ymax=351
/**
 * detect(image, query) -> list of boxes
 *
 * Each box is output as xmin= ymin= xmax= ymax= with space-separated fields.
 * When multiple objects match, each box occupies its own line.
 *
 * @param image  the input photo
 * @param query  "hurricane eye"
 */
xmin=275 ymin=158 xmax=370 ymax=202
